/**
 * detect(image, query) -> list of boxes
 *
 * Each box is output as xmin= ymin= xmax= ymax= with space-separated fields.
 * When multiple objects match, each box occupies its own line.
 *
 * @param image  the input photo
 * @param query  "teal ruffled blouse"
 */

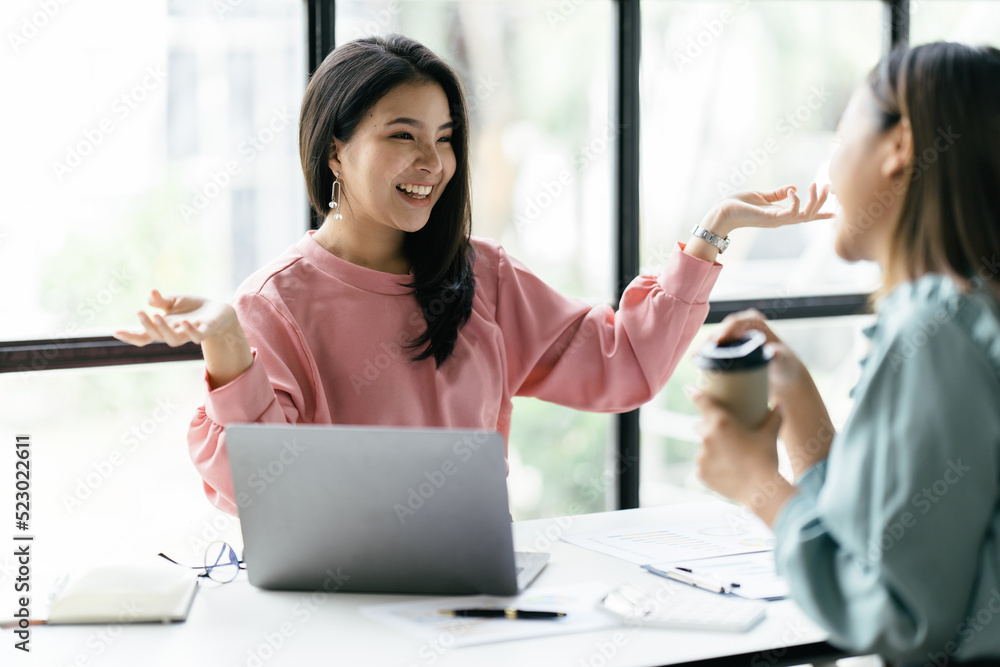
xmin=773 ymin=274 xmax=1000 ymax=661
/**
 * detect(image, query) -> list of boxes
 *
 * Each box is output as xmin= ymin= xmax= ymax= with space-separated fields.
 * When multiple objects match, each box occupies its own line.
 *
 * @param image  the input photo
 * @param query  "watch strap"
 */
xmin=690 ymin=225 xmax=730 ymax=254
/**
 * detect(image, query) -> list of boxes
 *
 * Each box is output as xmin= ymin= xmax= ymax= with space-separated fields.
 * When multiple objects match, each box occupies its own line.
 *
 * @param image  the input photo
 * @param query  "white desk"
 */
xmin=10 ymin=502 xmax=845 ymax=667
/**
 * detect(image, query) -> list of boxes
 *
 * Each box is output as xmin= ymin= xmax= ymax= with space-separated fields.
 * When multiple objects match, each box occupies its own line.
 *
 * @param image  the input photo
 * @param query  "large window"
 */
xmin=637 ymin=0 xmax=885 ymax=506
xmin=1 ymin=0 xmax=306 ymax=573
xmin=909 ymin=0 xmax=1000 ymax=45
xmin=3 ymin=1 xmax=990 ymax=553
xmin=639 ymin=1 xmax=883 ymax=299
xmin=3 ymin=0 xmax=306 ymax=340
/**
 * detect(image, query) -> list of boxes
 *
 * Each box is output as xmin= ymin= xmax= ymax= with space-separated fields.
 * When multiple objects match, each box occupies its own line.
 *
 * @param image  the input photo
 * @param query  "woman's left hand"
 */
xmin=703 ymin=182 xmax=834 ymax=238
xmin=683 ymin=182 xmax=833 ymax=264
xmin=690 ymin=389 xmax=796 ymax=526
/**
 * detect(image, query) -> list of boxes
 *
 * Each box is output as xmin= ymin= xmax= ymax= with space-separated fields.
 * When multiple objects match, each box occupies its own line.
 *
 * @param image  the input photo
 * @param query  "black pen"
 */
xmin=440 ymin=608 xmax=566 ymax=619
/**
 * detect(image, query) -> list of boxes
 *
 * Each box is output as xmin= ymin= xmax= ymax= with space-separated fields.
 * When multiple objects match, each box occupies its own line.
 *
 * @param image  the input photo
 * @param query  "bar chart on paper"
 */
xmin=561 ymin=518 xmax=776 ymax=565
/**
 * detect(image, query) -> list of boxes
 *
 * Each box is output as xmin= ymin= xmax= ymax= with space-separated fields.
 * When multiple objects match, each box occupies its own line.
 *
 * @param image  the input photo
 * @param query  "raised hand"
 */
xmin=114 ymin=289 xmax=253 ymax=389
xmin=710 ymin=182 xmax=834 ymax=235
xmin=113 ymin=289 xmax=240 ymax=348
xmin=684 ymin=183 xmax=834 ymax=263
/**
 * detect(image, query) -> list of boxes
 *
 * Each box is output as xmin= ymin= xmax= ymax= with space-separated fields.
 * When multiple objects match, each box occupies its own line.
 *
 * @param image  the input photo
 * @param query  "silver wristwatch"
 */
xmin=690 ymin=225 xmax=730 ymax=254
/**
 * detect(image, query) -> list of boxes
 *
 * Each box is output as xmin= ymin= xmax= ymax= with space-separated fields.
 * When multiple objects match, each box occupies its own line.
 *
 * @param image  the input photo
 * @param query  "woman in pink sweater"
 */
xmin=114 ymin=34 xmax=830 ymax=516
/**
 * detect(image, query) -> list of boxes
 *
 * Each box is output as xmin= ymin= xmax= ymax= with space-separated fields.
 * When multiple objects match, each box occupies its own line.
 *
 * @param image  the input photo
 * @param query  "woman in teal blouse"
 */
xmin=692 ymin=42 xmax=1000 ymax=665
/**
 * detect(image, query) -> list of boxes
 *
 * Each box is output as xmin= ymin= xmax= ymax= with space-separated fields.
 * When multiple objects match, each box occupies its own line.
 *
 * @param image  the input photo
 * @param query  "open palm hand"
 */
xmin=113 ymin=289 xmax=238 ymax=347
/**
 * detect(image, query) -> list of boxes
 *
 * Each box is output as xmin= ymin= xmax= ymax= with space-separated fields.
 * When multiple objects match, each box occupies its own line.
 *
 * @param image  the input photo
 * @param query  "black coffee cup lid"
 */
xmin=693 ymin=329 xmax=773 ymax=371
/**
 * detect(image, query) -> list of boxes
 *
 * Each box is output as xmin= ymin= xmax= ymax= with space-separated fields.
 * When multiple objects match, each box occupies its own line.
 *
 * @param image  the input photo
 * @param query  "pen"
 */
xmin=674 ymin=566 xmax=740 ymax=588
xmin=674 ymin=566 xmax=739 ymax=587
xmin=664 ymin=567 xmax=734 ymax=594
xmin=439 ymin=608 xmax=566 ymax=619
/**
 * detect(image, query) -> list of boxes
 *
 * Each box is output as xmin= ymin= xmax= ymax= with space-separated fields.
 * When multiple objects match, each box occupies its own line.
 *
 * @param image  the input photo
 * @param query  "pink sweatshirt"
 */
xmin=188 ymin=231 xmax=721 ymax=515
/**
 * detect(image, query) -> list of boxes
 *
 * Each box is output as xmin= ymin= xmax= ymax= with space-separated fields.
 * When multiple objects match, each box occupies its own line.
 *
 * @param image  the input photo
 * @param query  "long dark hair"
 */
xmin=299 ymin=34 xmax=475 ymax=368
xmin=867 ymin=42 xmax=1000 ymax=293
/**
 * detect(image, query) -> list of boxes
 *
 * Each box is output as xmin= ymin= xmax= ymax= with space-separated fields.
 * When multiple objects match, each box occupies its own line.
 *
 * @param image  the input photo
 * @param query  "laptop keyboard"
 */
xmin=513 ymin=551 xmax=549 ymax=590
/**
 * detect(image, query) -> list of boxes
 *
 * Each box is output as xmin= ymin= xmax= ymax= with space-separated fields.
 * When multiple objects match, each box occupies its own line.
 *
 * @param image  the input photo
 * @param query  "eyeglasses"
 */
xmin=158 ymin=541 xmax=246 ymax=584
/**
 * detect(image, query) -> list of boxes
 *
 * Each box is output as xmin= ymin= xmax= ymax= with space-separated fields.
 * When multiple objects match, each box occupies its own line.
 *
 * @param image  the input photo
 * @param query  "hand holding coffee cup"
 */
xmin=693 ymin=329 xmax=774 ymax=428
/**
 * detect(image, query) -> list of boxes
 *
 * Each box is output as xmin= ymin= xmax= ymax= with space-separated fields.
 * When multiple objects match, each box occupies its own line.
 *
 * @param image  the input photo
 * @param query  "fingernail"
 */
xmin=683 ymin=385 xmax=698 ymax=399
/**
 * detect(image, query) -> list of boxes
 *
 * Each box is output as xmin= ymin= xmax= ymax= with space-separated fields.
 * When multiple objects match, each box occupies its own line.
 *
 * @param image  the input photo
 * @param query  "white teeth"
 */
xmin=397 ymin=184 xmax=431 ymax=195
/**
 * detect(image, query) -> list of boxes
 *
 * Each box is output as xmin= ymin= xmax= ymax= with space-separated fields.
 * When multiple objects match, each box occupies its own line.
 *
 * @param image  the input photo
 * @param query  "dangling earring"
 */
xmin=328 ymin=171 xmax=342 ymax=220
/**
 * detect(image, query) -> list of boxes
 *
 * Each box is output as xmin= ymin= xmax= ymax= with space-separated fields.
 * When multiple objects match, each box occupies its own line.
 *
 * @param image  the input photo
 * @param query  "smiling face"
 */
xmin=828 ymin=85 xmax=911 ymax=266
xmin=329 ymin=81 xmax=457 ymax=236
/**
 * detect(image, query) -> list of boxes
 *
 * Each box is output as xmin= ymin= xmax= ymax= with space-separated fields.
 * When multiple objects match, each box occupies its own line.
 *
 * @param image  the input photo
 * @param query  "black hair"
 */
xmin=299 ymin=34 xmax=476 ymax=367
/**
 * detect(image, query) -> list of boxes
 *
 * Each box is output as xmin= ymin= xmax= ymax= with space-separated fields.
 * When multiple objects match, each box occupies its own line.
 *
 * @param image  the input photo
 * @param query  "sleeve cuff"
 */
xmin=203 ymin=349 xmax=277 ymax=425
xmin=772 ymin=490 xmax=819 ymax=575
xmin=772 ymin=463 xmax=833 ymax=577
xmin=771 ymin=459 xmax=828 ymax=564
xmin=795 ymin=458 xmax=829 ymax=499
xmin=655 ymin=243 xmax=723 ymax=305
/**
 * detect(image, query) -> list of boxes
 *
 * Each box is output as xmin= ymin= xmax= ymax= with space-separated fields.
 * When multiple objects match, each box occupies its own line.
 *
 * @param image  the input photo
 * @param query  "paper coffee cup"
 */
xmin=693 ymin=330 xmax=773 ymax=428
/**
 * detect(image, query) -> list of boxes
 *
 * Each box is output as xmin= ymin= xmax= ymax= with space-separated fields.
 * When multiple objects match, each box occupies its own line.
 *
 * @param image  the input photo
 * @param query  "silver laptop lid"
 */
xmin=225 ymin=424 xmax=520 ymax=595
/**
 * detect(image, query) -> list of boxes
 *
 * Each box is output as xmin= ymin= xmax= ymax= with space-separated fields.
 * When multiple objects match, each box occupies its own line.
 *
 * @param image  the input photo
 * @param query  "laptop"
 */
xmin=225 ymin=424 xmax=549 ymax=596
